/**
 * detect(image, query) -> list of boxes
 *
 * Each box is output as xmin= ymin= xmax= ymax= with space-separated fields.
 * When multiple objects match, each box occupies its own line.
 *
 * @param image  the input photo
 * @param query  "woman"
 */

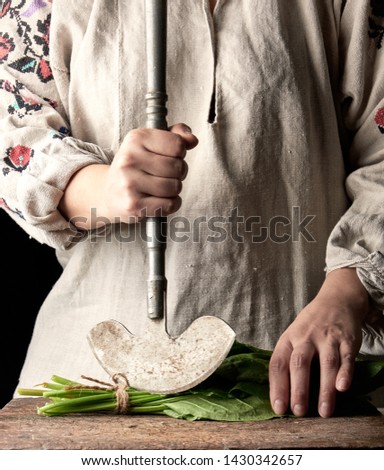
xmin=1 ymin=0 xmax=383 ymax=417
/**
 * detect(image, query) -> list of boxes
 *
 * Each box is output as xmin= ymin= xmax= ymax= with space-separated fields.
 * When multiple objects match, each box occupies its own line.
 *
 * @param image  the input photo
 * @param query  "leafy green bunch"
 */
xmin=17 ymin=341 xmax=384 ymax=421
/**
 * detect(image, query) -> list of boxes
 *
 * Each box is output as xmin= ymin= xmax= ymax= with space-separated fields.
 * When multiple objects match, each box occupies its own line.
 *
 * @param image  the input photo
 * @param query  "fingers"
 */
xmin=137 ymin=127 xmax=187 ymax=158
xmin=138 ymin=195 xmax=182 ymax=217
xmin=269 ymin=342 xmax=291 ymax=416
xmin=335 ymin=343 xmax=356 ymax=392
xmin=127 ymin=167 xmax=183 ymax=199
xmin=317 ymin=345 xmax=340 ymax=418
xmin=270 ymin=337 xmax=358 ymax=419
xmin=108 ymin=124 xmax=197 ymax=220
xmin=135 ymin=150 xmax=188 ymax=180
xmin=109 ymin=163 xmax=183 ymax=218
xmin=289 ymin=346 xmax=314 ymax=417
xmin=269 ymin=341 xmax=315 ymax=417
xmin=122 ymin=125 xmax=196 ymax=179
xmin=125 ymin=123 xmax=198 ymax=161
xmin=317 ymin=341 xmax=356 ymax=417
xmin=108 ymin=172 xmax=182 ymax=219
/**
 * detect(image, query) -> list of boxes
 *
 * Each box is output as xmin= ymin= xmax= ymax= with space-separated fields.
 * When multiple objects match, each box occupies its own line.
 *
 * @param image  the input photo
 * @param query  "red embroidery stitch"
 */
xmin=4 ymin=145 xmax=34 ymax=171
xmin=0 ymin=32 xmax=15 ymax=62
xmin=374 ymin=107 xmax=384 ymax=133
xmin=0 ymin=1 xmax=12 ymax=19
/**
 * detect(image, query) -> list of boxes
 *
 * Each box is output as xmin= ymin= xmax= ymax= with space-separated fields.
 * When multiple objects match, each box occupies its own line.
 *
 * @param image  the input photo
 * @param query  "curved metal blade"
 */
xmin=87 ymin=316 xmax=236 ymax=394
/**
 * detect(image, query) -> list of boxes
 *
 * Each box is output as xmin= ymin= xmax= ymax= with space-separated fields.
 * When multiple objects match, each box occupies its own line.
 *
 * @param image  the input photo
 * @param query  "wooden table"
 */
xmin=0 ymin=398 xmax=383 ymax=450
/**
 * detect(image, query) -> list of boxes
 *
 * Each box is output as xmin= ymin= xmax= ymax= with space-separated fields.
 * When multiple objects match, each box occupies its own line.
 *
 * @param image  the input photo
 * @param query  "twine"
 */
xmin=66 ymin=373 xmax=130 ymax=414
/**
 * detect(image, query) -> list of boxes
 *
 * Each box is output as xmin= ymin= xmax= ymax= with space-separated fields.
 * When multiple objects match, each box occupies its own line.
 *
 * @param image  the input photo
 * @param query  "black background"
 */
xmin=1 ymin=209 xmax=62 ymax=408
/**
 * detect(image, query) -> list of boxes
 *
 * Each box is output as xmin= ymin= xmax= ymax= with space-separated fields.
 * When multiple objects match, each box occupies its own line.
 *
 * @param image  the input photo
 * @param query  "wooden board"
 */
xmin=0 ymin=398 xmax=383 ymax=450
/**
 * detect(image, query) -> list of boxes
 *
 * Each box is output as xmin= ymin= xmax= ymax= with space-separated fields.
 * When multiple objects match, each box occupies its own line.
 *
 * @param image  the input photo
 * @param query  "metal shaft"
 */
xmin=145 ymin=0 xmax=168 ymax=319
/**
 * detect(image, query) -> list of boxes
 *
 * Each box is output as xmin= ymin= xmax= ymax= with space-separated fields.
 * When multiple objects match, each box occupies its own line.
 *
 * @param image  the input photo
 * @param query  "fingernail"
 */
xmin=183 ymin=125 xmax=192 ymax=133
xmin=273 ymin=399 xmax=286 ymax=415
xmin=293 ymin=404 xmax=306 ymax=417
xmin=319 ymin=402 xmax=331 ymax=418
xmin=337 ymin=378 xmax=348 ymax=391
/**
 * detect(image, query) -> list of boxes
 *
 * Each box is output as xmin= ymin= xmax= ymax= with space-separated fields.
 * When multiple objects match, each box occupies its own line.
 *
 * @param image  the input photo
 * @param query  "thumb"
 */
xmin=169 ymin=123 xmax=199 ymax=150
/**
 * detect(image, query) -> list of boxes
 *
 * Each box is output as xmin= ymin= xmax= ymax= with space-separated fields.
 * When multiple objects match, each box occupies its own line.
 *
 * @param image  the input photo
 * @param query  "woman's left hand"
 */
xmin=269 ymin=268 xmax=370 ymax=418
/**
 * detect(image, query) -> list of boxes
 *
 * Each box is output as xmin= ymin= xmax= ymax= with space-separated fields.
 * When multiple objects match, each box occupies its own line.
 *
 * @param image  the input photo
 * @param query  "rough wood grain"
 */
xmin=1 ymin=398 xmax=383 ymax=450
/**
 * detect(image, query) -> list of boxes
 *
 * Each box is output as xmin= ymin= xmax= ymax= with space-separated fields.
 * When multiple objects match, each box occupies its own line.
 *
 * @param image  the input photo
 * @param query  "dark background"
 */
xmin=1 ymin=209 xmax=62 ymax=408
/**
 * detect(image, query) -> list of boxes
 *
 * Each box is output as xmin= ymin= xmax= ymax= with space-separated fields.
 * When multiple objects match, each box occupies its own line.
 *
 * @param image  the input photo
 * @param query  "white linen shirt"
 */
xmin=1 ymin=0 xmax=384 ymax=390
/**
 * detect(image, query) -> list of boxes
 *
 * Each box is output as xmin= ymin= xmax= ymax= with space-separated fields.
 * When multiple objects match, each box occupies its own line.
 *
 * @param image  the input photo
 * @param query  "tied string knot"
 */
xmin=66 ymin=373 xmax=130 ymax=414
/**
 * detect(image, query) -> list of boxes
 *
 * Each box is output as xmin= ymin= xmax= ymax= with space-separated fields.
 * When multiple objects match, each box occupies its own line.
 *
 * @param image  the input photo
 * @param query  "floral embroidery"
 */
xmin=0 ymin=1 xmax=12 ymax=19
xmin=1 ymin=1 xmax=53 ymax=83
xmin=0 ymin=2 xmax=64 ymax=221
xmin=4 ymin=144 xmax=33 ymax=172
xmin=369 ymin=0 xmax=384 ymax=49
xmin=50 ymin=126 xmax=70 ymax=139
xmin=0 ymin=32 xmax=15 ymax=63
xmin=34 ymin=14 xmax=49 ymax=56
xmin=374 ymin=107 xmax=384 ymax=134
xmin=0 ymin=2 xmax=54 ymax=120
xmin=0 ymin=78 xmax=43 ymax=116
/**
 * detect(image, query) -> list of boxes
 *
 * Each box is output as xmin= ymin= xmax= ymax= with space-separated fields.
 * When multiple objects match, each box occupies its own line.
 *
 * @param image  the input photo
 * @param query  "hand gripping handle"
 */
xmin=145 ymin=0 xmax=168 ymax=319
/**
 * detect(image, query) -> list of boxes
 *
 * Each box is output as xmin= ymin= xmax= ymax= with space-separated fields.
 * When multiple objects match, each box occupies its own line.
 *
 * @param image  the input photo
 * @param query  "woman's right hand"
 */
xmin=59 ymin=123 xmax=198 ymax=229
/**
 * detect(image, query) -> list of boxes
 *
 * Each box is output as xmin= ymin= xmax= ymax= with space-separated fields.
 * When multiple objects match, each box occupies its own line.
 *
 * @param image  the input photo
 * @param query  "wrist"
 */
xmin=58 ymin=164 xmax=110 ymax=229
xmin=317 ymin=268 xmax=370 ymax=321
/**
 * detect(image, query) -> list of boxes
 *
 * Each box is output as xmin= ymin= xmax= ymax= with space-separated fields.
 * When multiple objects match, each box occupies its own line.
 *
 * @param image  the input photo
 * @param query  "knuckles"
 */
xmin=290 ymin=351 xmax=311 ymax=370
xmin=320 ymin=353 xmax=339 ymax=370
xmin=123 ymin=128 xmax=187 ymax=158
xmin=269 ymin=356 xmax=289 ymax=375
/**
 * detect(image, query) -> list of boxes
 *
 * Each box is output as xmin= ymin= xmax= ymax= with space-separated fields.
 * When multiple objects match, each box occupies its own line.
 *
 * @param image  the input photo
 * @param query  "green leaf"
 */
xmin=350 ymin=357 xmax=384 ymax=395
xmin=225 ymin=340 xmax=272 ymax=359
xmin=163 ymin=395 xmax=277 ymax=422
xmin=229 ymin=381 xmax=270 ymax=399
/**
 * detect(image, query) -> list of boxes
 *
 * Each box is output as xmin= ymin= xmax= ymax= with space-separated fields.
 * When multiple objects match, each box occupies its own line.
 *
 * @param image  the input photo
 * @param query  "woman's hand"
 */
xmin=59 ymin=123 xmax=198 ymax=229
xmin=103 ymin=123 xmax=198 ymax=222
xmin=269 ymin=268 xmax=370 ymax=418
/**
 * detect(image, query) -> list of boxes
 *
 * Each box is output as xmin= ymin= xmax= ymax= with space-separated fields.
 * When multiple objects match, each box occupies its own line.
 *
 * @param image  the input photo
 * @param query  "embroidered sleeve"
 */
xmin=326 ymin=0 xmax=384 ymax=353
xmin=0 ymin=1 xmax=111 ymax=250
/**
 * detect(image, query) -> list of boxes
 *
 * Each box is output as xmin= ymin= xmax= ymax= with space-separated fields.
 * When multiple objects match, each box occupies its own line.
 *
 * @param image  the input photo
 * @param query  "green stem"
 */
xmin=43 ymin=389 xmax=115 ymax=398
xmin=17 ymin=388 xmax=45 ymax=397
xmin=129 ymin=404 xmax=168 ymax=413
xmin=39 ymin=400 xmax=118 ymax=416
xmin=50 ymin=375 xmax=82 ymax=387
